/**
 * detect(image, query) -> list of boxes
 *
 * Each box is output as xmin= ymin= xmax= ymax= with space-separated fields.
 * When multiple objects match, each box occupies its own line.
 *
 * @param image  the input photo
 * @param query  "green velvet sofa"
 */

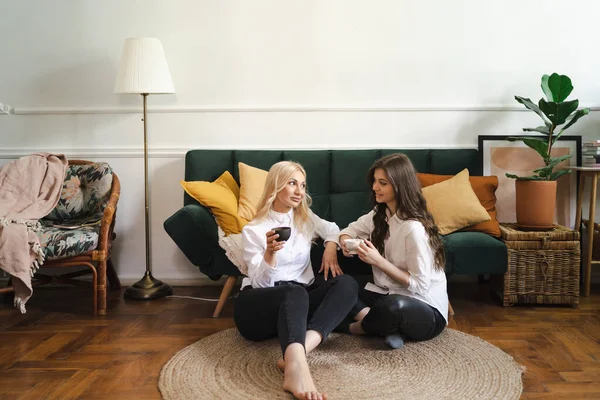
xmin=164 ymin=149 xmax=507 ymax=317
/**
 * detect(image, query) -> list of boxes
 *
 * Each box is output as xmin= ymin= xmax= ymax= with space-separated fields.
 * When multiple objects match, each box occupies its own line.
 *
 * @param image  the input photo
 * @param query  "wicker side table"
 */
xmin=492 ymin=223 xmax=580 ymax=307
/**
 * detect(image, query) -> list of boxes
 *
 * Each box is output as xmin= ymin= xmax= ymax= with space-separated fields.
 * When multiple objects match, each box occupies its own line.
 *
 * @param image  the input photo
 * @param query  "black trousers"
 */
xmin=234 ymin=274 xmax=358 ymax=355
xmin=341 ymin=287 xmax=446 ymax=342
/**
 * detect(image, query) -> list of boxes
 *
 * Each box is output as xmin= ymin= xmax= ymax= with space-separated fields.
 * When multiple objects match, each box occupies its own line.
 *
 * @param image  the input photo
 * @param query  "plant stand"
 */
xmin=572 ymin=166 xmax=600 ymax=297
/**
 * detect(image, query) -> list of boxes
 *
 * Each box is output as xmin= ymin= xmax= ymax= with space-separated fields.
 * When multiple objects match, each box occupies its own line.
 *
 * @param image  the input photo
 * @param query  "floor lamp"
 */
xmin=114 ymin=37 xmax=174 ymax=300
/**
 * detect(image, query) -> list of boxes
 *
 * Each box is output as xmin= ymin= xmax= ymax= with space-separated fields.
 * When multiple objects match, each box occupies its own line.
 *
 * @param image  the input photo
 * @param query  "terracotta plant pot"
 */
xmin=515 ymin=180 xmax=557 ymax=229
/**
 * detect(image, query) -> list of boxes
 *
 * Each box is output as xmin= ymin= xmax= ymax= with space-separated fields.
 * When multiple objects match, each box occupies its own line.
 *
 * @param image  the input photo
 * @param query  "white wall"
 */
xmin=1 ymin=1 xmax=599 ymax=284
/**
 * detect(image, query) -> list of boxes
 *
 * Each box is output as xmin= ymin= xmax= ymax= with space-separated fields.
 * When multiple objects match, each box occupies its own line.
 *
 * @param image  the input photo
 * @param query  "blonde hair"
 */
xmin=253 ymin=161 xmax=314 ymax=239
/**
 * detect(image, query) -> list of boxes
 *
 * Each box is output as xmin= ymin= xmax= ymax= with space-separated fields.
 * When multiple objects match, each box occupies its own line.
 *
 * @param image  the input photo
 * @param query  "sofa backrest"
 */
xmin=184 ymin=149 xmax=481 ymax=229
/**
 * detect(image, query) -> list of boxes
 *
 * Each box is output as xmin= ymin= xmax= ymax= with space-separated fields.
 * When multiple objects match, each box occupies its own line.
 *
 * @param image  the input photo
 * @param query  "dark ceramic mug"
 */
xmin=272 ymin=226 xmax=291 ymax=241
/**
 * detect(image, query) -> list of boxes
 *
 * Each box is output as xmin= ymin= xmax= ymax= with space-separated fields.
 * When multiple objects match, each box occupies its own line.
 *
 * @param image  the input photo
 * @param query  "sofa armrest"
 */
xmin=164 ymin=204 xmax=219 ymax=267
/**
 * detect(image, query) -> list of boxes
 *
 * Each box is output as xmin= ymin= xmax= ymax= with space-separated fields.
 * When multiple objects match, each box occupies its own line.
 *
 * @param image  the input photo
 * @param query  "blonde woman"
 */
xmin=234 ymin=161 xmax=358 ymax=400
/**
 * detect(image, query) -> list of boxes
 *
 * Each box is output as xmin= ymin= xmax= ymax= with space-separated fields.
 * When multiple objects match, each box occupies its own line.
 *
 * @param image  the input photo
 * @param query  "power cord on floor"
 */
xmin=166 ymin=294 xmax=238 ymax=302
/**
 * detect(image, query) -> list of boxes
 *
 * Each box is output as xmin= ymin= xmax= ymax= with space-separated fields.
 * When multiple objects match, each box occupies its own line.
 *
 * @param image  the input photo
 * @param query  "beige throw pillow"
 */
xmin=238 ymin=162 xmax=269 ymax=221
xmin=421 ymin=169 xmax=491 ymax=235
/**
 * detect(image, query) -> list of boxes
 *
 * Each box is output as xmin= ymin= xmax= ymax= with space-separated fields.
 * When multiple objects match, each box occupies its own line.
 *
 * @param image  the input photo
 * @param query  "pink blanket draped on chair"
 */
xmin=0 ymin=153 xmax=67 ymax=313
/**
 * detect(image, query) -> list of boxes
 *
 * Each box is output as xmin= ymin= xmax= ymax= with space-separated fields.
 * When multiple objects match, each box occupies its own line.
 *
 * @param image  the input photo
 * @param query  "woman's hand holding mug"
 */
xmin=340 ymin=234 xmax=356 ymax=257
xmin=264 ymin=230 xmax=286 ymax=267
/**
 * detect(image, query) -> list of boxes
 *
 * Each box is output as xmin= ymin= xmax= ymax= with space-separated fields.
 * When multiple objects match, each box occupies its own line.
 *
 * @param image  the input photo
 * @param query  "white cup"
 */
xmin=344 ymin=238 xmax=364 ymax=255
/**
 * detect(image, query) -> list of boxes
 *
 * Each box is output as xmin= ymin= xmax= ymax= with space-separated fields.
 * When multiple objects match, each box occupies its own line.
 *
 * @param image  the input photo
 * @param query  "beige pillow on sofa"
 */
xmin=237 ymin=162 xmax=269 ymax=221
xmin=421 ymin=168 xmax=491 ymax=235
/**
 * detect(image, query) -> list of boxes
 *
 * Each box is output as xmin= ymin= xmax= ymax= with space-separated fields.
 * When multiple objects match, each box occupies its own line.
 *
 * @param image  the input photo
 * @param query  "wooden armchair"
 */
xmin=0 ymin=160 xmax=121 ymax=315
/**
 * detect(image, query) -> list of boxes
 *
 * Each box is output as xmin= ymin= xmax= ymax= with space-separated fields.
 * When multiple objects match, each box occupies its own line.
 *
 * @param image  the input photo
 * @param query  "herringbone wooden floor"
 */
xmin=0 ymin=281 xmax=598 ymax=400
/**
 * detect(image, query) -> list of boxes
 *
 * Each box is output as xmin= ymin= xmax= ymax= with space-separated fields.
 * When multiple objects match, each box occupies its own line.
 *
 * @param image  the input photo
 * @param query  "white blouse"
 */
xmin=340 ymin=210 xmax=448 ymax=323
xmin=241 ymin=209 xmax=340 ymax=289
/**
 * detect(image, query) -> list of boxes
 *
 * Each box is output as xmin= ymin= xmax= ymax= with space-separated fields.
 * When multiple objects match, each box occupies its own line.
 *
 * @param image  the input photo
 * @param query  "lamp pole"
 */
xmin=123 ymin=93 xmax=173 ymax=300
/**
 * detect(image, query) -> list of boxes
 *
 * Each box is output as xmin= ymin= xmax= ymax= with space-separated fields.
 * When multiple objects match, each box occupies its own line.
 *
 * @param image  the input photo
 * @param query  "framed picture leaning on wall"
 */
xmin=478 ymin=135 xmax=582 ymax=229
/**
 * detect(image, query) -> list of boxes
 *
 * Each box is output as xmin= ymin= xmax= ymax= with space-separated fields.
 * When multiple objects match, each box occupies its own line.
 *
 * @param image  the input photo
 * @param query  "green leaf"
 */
xmin=547 ymin=73 xmax=573 ymax=103
xmin=514 ymin=96 xmax=551 ymax=125
xmin=505 ymin=172 xmax=547 ymax=181
xmin=541 ymin=74 xmax=553 ymax=101
xmin=539 ymin=99 xmax=578 ymax=125
xmin=522 ymin=125 xmax=551 ymax=135
xmin=522 ymin=137 xmax=550 ymax=159
xmin=557 ymin=108 xmax=590 ymax=137
xmin=533 ymin=165 xmax=554 ymax=172
xmin=556 ymin=100 xmax=579 ymax=125
xmin=547 ymin=154 xmax=572 ymax=166
xmin=507 ymin=136 xmax=550 ymax=159
xmin=549 ymin=169 xmax=571 ymax=180
xmin=505 ymin=173 xmax=531 ymax=180
xmin=532 ymin=165 xmax=553 ymax=178
xmin=507 ymin=136 xmax=548 ymax=145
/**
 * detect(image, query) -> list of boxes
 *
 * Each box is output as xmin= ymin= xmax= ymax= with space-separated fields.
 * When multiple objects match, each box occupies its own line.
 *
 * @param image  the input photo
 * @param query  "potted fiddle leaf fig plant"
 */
xmin=507 ymin=73 xmax=589 ymax=229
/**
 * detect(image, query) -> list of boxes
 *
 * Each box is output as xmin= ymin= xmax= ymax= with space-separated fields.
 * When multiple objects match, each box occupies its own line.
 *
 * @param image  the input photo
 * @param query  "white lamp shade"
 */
xmin=114 ymin=37 xmax=175 ymax=94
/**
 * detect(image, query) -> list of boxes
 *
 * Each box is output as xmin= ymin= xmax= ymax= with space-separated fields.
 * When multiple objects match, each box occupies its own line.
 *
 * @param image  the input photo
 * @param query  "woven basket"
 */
xmin=493 ymin=224 xmax=580 ymax=307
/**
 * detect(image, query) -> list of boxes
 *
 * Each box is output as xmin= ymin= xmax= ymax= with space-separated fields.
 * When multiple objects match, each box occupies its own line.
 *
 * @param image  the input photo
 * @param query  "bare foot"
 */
xmin=349 ymin=307 xmax=369 ymax=335
xmin=282 ymin=359 xmax=327 ymax=400
xmin=349 ymin=320 xmax=365 ymax=335
xmin=279 ymin=330 xmax=322 ymax=373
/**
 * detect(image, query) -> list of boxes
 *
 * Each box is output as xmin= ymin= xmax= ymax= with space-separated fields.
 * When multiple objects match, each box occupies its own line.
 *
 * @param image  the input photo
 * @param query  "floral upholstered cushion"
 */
xmin=38 ymin=218 xmax=101 ymax=260
xmin=40 ymin=162 xmax=112 ymax=260
xmin=45 ymin=163 xmax=113 ymax=221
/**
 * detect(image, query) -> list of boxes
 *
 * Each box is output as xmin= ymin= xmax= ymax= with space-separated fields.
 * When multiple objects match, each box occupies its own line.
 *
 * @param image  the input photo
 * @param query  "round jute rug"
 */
xmin=159 ymin=328 xmax=523 ymax=400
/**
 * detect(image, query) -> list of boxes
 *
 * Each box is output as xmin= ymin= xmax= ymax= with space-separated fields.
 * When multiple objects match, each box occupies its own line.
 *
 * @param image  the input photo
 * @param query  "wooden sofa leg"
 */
xmin=213 ymin=276 xmax=237 ymax=318
xmin=448 ymin=300 xmax=455 ymax=316
xmin=96 ymin=260 xmax=106 ymax=316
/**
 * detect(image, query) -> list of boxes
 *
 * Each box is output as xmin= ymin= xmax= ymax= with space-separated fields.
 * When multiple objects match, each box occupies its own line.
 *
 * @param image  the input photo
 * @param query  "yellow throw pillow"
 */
xmin=214 ymin=170 xmax=240 ymax=200
xmin=421 ymin=169 xmax=491 ymax=235
xmin=180 ymin=171 xmax=247 ymax=235
xmin=238 ymin=162 xmax=269 ymax=221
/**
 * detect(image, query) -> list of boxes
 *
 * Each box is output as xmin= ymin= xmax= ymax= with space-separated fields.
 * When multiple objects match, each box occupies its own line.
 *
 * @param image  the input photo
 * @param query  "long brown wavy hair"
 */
xmin=368 ymin=153 xmax=445 ymax=271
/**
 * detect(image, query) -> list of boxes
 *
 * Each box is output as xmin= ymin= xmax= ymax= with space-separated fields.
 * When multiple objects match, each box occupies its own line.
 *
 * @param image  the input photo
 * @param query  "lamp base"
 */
xmin=124 ymin=271 xmax=173 ymax=300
